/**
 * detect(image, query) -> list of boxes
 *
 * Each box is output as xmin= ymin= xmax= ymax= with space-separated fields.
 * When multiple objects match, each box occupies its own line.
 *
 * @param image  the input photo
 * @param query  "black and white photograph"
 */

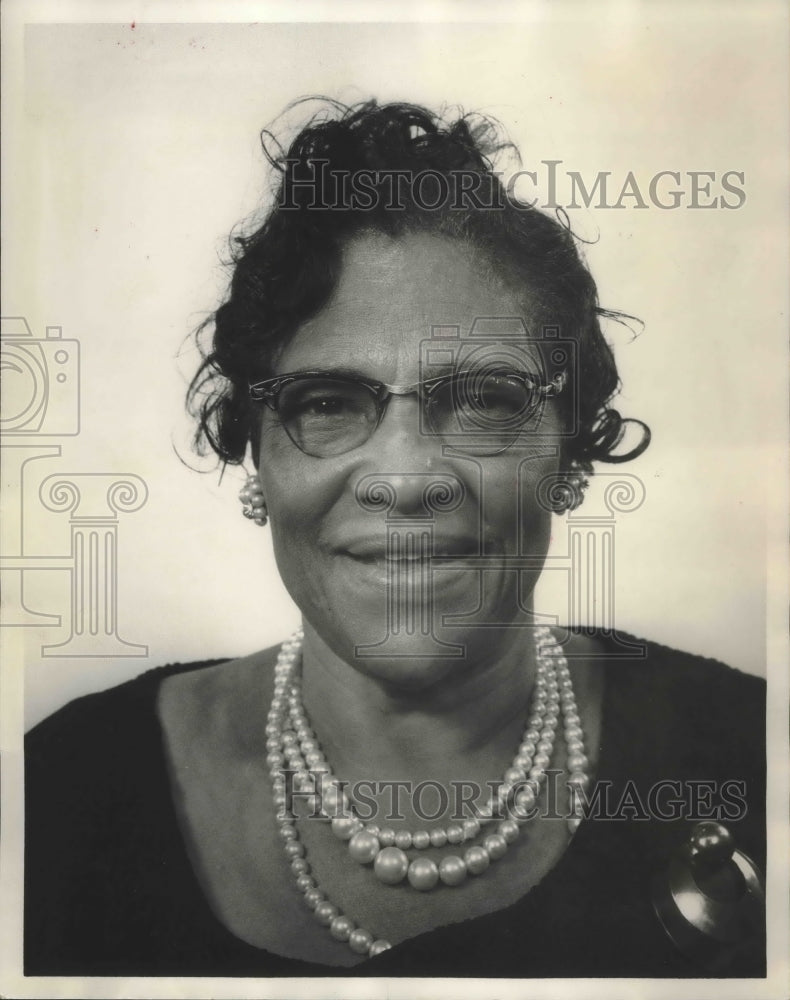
xmin=1 ymin=2 xmax=788 ymax=998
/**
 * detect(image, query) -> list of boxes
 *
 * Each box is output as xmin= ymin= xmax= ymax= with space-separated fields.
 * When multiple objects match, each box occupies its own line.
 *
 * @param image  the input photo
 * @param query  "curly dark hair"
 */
xmin=187 ymin=98 xmax=650 ymax=473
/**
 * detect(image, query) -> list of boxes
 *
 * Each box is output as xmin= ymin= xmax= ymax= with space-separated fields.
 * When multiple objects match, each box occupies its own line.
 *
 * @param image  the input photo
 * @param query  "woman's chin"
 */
xmin=295 ymin=553 xmax=532 ymax=689
xmin=310 ymin=603 xmax=511 ymax=694
xmin=324 ymin=560 xmax=483 ymax=649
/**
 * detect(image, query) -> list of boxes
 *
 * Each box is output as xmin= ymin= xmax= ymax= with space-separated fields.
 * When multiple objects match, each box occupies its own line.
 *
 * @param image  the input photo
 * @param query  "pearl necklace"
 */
xmin=265 ymin=627 xmax=588 ymax=958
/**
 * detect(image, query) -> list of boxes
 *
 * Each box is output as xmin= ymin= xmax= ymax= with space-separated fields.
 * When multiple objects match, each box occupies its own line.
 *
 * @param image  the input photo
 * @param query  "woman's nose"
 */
xmin=377 ymin=393 xmax=435 ymax=459
xmin=357 ymin=395 xmax=463 ymax=517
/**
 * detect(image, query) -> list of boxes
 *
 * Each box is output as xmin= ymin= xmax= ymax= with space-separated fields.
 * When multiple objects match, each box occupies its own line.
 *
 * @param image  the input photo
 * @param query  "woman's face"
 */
xmin=257 ymin=231 xmax=562 ymax=687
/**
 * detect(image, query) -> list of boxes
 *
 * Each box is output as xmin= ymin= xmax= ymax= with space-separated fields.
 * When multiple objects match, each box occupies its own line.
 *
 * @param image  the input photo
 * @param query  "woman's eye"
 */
xmin=303 ymin=395 xmax=346 ymax=416
xmin=294 ymin=390 xmax=371 ymax=422
xmin=462 ymin=375 xmax=531 ymax=417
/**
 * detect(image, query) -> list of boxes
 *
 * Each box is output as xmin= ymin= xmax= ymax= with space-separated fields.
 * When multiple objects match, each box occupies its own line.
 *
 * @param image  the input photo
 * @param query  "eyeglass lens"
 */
xmin=276 ymin=373 xmax=542 ymax=458
xmin=277 ymin=377 xmax=379 ymax=457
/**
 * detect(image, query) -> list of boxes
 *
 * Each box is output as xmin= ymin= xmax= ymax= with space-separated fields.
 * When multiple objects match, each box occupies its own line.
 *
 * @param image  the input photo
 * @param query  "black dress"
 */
xmin=25 ymin=632 xmax=765 ymax=978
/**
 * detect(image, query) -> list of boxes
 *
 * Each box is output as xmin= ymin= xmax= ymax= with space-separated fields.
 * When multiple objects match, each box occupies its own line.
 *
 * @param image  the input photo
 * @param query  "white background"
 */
xmin=3 ymin=9 xmax=787 ymax=727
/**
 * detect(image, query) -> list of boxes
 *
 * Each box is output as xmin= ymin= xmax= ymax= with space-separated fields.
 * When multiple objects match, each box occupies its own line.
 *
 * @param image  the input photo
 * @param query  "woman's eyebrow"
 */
xmin=271 ymin=362 xmax=543 ymax=383
xmin=278 ymin=363 xmax=466 ymax=381
xmin=273 ymin=363 xmax=458 ymax=380
xmin=272 ymin=365 xmax=381 ymax=381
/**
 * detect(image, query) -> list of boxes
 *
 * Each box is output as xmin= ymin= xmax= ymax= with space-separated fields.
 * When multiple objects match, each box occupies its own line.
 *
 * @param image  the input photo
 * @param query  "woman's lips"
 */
xmin=337 ymin=535 xmax=482 ymax=561
xmin=334 ymin=536 xmax=483 ymax=592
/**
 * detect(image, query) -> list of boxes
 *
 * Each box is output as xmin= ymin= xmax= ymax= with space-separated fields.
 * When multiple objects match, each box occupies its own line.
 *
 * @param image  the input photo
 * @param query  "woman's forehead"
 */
xmin=334 ymin=231 xmax=520 ymax=309
xmin=277 ymin=231 xmax=544 ymax=372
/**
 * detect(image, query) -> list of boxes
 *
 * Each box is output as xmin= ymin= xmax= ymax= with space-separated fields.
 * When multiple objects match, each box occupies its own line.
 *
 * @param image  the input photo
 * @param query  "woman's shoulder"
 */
xmin=157 ymin=644 xmax=282 ymax=766
xmin=23 ymin=645 xmax=285 ymax=975
xmin=25 ymin=646 xmax=282 ymax=750
xmin=565 ymin=625 xmax=765 ymax=770
xmin=25 ymin=658 xmax=225 ymax=753
xmin=571 ymin=626 xmax=765 ymax=702
xmin=585 ymin=627 xmax=765 ymax=760
xmin=556 ymin=628 xmax=766 ymax=916
xmin=581 ymin=627 xmax=765 ymax=854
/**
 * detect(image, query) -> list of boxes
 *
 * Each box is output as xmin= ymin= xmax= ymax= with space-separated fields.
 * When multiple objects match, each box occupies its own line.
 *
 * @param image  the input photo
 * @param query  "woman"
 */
xmin=25 ymin=100 xmax=765 ymax=978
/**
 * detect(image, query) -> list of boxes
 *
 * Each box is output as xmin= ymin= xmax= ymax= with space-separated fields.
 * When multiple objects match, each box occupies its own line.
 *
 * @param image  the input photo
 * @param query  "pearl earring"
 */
xmin=559 ymin=464 xmax=589 ymax=513
xmin=239 ymin=474 xmax=268 ymax=526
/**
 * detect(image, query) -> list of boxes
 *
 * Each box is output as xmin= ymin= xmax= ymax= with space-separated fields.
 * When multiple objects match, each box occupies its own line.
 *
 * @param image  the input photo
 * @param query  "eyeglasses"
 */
xmin=249 ymin=368 xmax=566 ymax=458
